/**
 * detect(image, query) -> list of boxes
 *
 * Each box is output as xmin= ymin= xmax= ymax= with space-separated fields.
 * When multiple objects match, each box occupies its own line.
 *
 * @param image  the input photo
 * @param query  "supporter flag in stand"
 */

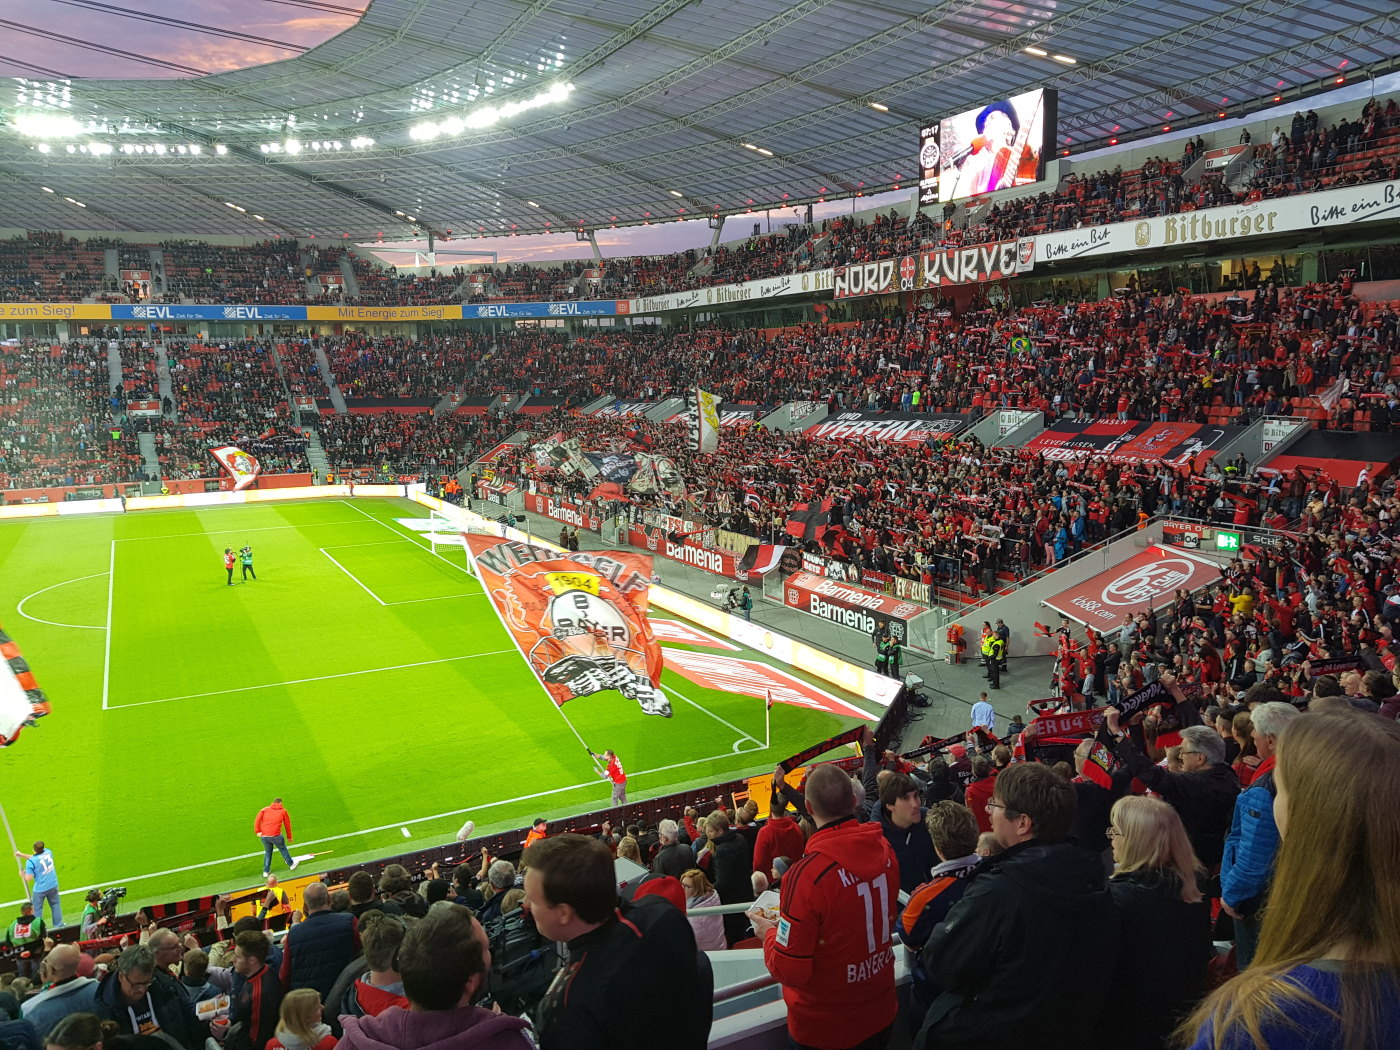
xmin=209 ymin=445 xmax=261 ymax=491
xmin=1008 ymin=335 xmax=1033 ymax=354
xmin=737 ymin=542 xmax=787 ymax=577
xmin=785 ymin=499 xmax=832 ymax=542
xmin=0 ymin=625 xmax=50 ymax=748
xmin=462 ymin=536 xmax=669 ymax=718
xmin=691 ymin=387 xmax=721 ymax=454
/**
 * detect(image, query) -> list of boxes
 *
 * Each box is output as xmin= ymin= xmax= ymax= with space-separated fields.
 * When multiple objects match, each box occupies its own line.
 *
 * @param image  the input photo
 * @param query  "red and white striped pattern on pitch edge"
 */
xmin=647 ymin=618 xmax=739 ymax=650
xmin=662 ymin=647 xmax=875 ymax=721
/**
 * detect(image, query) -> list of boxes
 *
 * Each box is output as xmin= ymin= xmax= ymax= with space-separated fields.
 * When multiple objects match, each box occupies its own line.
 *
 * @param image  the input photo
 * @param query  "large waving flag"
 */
xmin=210 ymin=445 xmax=261 ymax=491
xmin=464 ymin=536 xmax=670 ymax=718
xmin=0 ymin=625 xmax=51 ymax=749
xmin=691 ymin=387 xmax=721 ymax=453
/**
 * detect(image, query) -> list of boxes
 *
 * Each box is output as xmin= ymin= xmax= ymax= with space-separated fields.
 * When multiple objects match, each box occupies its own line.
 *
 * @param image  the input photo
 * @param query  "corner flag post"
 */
xmin=765 ymin=690 xmax=774 ymax=750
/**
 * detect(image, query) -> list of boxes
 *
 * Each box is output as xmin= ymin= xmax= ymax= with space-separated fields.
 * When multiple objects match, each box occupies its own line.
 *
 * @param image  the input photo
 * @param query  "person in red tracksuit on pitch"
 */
xmin=751 ymin=763 xmax=900 ymax=1050
xmin=224 ymin=548 xmax=236 ymax=586
xmin=590 ymin=748 xmax=627 ymax=805
xmin=255 ymin=798 xmax=297 ymax=877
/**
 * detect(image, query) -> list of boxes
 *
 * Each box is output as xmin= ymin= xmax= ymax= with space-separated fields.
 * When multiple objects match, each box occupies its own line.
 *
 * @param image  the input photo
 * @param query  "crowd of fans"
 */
xmin=0 ymin=341 xmax=143 ymax=490
xmin=324 ymin=335 xmax=484 ymax=400
xmin=0 ymin=95 xmax=1393 ymax=311
xmin=4 ymin=688 xmax=1396 ymax=1050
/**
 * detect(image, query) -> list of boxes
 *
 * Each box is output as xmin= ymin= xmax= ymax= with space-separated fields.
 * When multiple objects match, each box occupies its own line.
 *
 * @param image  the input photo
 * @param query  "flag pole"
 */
xmin=765 ymin=690 xmax=772 ymax=750
xmin=0 ymin=799 xmax=27 ymax=897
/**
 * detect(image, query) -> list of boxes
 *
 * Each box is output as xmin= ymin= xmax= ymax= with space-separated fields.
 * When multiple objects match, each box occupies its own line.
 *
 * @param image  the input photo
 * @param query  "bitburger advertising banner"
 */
xmin=783 ymin=571 xmax=928 ymax=644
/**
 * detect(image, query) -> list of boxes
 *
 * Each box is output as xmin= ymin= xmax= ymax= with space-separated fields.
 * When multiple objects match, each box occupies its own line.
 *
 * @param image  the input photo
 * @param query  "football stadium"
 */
xmin=2 ymin=1 xmax=1399 ymax=1047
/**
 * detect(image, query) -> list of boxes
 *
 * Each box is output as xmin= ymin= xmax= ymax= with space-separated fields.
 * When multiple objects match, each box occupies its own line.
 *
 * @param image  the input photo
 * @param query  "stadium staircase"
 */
xmin=153 ymin=342 xmax=175 ymax=419
xmin=312 ymin=343 xmax=349 ymax=414
xmin=338 ymin=254 xmax=361 ymax=299
xmin=136 ymin=431 xmax=161 ymax=479
xmin=104 ymin=339 xmax=123 ymax=394
xmin=102 ymin=247 xmax=121 ymax=289
xmin=303 ymin=428 xmax=330 ymax=479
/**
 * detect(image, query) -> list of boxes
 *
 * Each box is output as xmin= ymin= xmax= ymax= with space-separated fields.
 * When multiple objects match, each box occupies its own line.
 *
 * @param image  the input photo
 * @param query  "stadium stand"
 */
xmin=6 ymin=11 xmax=1400 ymax=1049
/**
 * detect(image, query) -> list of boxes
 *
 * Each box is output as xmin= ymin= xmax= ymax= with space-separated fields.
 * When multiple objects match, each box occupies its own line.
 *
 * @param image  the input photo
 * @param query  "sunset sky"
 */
xmin=0 ymin=0 xmax=361 ymax=78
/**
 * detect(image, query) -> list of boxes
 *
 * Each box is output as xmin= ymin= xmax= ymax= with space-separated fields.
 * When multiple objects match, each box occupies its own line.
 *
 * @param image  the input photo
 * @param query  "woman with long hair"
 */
xmin=679 ymin=869 xmax=726 ymax=952
xmin=1101 ymin=796 xmax=1212 ymax=1050
xmin=1183 ymin=711 xmax=1400 ymax=1050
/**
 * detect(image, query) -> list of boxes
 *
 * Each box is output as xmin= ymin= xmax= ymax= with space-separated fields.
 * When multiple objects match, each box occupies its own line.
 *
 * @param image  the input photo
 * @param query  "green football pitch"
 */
xmin=0 ymin=496 xmax=875 ymax=909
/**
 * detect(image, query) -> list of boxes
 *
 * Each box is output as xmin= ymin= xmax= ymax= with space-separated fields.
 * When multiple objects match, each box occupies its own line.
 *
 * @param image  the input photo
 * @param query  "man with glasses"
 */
xmin=917 ymin=763 xmax=1117 ymax=1050
xmin=93 ymin=944 xmax=199 ymax=1048
xmin=1104 ymin=705 xmax=1240 ymax=869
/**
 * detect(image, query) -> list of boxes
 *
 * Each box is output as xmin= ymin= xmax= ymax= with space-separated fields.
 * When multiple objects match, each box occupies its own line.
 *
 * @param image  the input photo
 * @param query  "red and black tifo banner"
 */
xmin=803 ymin=410 xmax=969 ymax=445
xmin=784 ymin=499 xmax=832 ymax=543
xmin=523 ymin=492 xmax=605 ymax=533
xmin=783 ymin=571 xmax=928 ymax=645
xmin=1022 ymin=419 xmax=1245 ymax=465
xmin=0 ymin=625 xmax=51 ymax=749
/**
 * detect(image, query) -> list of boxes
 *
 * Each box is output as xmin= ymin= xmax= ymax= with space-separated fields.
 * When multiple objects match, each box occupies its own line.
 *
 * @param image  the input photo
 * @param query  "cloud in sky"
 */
xmin=0 ymin=0 xmax=360 ymax=78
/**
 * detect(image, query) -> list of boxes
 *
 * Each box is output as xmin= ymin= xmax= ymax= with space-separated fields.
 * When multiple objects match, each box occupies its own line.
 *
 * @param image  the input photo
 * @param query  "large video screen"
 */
xmin=936 ymin=88 xmax=1057 ymax=203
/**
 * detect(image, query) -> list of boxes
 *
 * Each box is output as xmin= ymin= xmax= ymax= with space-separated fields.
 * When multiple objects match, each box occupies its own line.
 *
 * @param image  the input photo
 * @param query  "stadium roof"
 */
xmin=1 ymin=0 xmax=1398 ymax=242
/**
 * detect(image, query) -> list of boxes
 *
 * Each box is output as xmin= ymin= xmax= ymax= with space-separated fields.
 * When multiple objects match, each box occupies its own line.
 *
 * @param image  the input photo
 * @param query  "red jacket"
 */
xmin=965 ymin=772 xmax=998 ymax=835
xmin=752 ymin=815 xmax=806 ymax=875
xmin=763 ymin=817 xmax=899 ymax=1048
xmin=255 ymin=802 xmax=293 ymax=840
xmin=604 ymin=755 xmax=626 ymax=785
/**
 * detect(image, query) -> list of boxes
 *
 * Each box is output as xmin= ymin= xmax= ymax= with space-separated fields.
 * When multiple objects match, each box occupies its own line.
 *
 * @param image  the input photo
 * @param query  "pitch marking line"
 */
xmin=0 ymin=744 xmax=764 ymax=907
xmin=661 ymin=682 xmax=765 ymax=752
xmin=115 ymin=520 xmax=367 ymax=542
xmin=338 ymin=500 xmax=479 ymax=583
xmin=319 ymin=546 xmax=477 ymax=606
xmin=15 ymin=572 xmax=108 ymax=630
xmin=319 ymin=547 xmax=387 ymax=605
xmin=101 ymin=542 xmax=115 ymax=711
xmin=105 ymin=650 xmax=517 ymax=710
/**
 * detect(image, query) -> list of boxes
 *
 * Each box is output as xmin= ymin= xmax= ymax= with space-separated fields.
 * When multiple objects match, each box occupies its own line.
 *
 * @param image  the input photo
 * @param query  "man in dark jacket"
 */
xmin=227 ymin=930 xmax=281 ymax=1050
xmin=650 ymin=820 xmax=693 ymax=880
xmin=93 ymin=944 xmax=199 ymax=1049
xmin=525 ymin=834 xmax=711 ymax=1050
xmin=279 ymin=881 xmax=360 ymax=1000
xmin=880 ymin=773 xmax=937 ymax=893
xmin=1105 ymin=710 xmax=1240 ymax=868
xmin=703 ymin=811 xmax=754 ymax=946
xmin=920 ymin=763 xmax=1118 ymax=1050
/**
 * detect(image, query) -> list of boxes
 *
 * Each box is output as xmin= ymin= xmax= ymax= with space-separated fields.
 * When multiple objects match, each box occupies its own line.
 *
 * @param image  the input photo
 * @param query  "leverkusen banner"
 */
xmin=463 ymin=536 xmax=669 ymax=717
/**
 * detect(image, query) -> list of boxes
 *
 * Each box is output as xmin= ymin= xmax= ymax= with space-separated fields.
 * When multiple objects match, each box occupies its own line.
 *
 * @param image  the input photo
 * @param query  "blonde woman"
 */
xmin=1184 ymin=711 xmax=1400 ymax=1050
xmin=616 ymin=836 xmax=642 ymax=865
xmin=1100 ymin=796 xmax=1211 ymax=1049
xmin=268 ymin=988 xmax=336 ymax=1050
xmin=679 ymin=869 xmax=726 ymax=952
